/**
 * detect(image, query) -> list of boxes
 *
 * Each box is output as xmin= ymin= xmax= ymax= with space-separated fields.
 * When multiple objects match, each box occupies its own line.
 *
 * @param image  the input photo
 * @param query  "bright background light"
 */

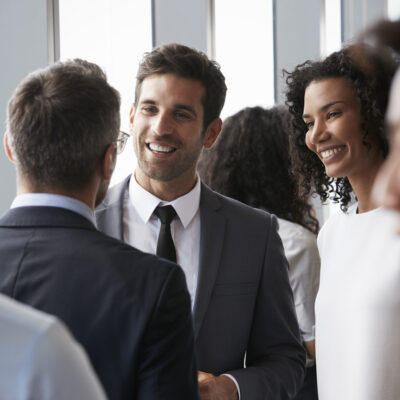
xmin=214 ymin=0 xmax=274 ymax=120
xmin=388 ymin=0 xmax=400 ymax=20
xmin=59 ymin=0 xmax=152 ymax=185
xmin=324 ymin=0 xmax=342 ymax=56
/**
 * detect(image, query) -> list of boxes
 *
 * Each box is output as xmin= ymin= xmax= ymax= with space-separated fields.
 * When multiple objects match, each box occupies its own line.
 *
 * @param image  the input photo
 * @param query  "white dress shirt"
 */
xmin=11 ymin=193 xmax=95 ymax=225
xmin=0 ymin=294 xmax=106 ymax=400
xmin=123 ymin=174 xmax=201 ymax=305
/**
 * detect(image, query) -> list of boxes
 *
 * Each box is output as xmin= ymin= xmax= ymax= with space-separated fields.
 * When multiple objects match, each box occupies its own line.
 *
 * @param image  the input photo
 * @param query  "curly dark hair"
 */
xmin=198 ymin=105 xmax=319 ymax=234
xmin=285 ymin=43 xmax=398 ymax=210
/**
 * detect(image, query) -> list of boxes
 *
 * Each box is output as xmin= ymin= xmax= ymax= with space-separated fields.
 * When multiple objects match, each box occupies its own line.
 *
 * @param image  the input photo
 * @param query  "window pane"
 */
xmin=214 ymin=0 xmax=274 ymax=119
xmin=388 ymin=0 xmax=400 ymax=20
xmin=324 ymin=0 xmax=342 ymax=56
xmin=59 ymin=0 xmax=152 ymax=185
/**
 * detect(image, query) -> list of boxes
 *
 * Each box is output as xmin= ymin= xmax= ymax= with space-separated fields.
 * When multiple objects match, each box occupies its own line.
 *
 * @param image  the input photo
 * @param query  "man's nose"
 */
xmin=153 ymin=112 xmax=174 ymax=136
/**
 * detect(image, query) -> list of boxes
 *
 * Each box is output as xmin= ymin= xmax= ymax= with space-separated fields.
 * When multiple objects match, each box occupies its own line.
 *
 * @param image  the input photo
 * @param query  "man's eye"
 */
xmin=175 ymin=111 xmax=191 ymax=120
xmin=142 ymin=106 xmax=157 ymax=114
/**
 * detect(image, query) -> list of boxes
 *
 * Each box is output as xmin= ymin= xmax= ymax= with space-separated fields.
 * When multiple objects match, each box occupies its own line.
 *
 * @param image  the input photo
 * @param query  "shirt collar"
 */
xmin=11 ymin=193 xmax=96 ymax=225
xmin=129 ymin=173 xmax=201 ymax=228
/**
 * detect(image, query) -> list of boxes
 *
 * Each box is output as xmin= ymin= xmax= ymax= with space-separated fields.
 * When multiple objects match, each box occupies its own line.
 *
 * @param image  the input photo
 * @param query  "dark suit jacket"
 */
xmin=0 ymin=206 xmax=199 ymax=400
xmin=96 ymin=176 xmax=306 ymax=399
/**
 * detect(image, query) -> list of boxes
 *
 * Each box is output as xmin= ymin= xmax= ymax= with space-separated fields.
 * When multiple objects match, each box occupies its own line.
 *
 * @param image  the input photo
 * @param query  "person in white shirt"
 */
xmin=199 ymin=105 xmax=320 ymax=400
xmin=0 ymin=293 xmax=106 ymax=400
xmin=285 ymin=43 xmax=399 ymax=399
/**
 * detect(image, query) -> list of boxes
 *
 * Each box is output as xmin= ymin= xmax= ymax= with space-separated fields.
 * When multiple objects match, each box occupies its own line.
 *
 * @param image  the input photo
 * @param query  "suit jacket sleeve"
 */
xmin=135 ymin=264 xmax=200 ymax=400
xmin=226 ymin=216 xmax=306 ymax=399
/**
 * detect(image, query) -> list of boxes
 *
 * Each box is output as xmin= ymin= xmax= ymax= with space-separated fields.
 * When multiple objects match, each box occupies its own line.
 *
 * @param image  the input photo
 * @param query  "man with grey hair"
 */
xmin=0 ymin=59 xmax=199 ymax=400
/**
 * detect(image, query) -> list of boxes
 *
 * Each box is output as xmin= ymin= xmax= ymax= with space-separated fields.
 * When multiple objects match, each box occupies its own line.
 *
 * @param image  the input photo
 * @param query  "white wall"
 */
xmin=342 ymin=0 xmax=386 ymax=43
xmin=0 ymin=0 xmax=52 ymax=214
xmin=274 ymin=0 xmax=323 ymax=104
xmin=152 ymin=0 xmax=209 ymax=52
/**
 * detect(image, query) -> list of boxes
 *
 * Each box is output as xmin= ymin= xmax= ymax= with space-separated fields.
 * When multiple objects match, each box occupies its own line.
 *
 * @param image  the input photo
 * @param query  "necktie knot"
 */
xmin=154 ymin=205 xmax=177 ymax=262
xmin=154 ymin=205 xmax=177 ymax=225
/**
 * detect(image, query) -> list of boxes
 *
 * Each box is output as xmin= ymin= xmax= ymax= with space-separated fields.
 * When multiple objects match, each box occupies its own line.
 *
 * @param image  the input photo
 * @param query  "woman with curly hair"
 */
xmin=199 ymin=105 xmax=320 ymax=400
xmin=285 ymin=43 xmax=399 ymax=399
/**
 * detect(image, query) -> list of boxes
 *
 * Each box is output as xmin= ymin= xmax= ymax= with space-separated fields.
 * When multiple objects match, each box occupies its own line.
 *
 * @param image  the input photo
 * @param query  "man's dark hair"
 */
xmin=135 ymin=43 xmax=227 ymax=128
xmin=285 ymin=43 xmax=398 ymax=211
xmin=7 ymin=59 xmax=121 ymax=191
xmin=199 ymin=105 xmax=319 ymax=234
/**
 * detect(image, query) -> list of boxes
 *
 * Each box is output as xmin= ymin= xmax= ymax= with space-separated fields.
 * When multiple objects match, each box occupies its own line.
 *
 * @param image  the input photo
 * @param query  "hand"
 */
xmin=198 ymin=371 xmax=238 ymax=400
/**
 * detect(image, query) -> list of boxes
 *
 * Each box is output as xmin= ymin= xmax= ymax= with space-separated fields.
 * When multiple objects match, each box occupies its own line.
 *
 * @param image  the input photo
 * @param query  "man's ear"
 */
xmin=4 ymin=132 xmax=15 ymax=163
xmin=203 ymin=118 xmax=223 ymax=149
xmin=129 ymin=104 xmax=136 ymax=134
xmin=100 ymin=144 xmax=117 ymax=181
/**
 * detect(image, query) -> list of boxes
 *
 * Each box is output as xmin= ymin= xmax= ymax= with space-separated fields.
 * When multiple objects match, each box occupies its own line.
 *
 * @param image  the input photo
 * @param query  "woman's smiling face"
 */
xmin=302 ymin=77 xmax=383 ymax=181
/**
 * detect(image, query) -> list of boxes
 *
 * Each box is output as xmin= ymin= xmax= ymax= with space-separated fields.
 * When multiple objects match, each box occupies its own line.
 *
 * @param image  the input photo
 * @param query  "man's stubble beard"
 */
xmin=134 ymin=135 xmax=204 ymax=183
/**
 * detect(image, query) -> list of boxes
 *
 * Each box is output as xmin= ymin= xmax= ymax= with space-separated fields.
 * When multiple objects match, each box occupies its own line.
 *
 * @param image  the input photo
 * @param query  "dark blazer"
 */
xmin=0 ymin=206 xmax=199 ymax=400
xmin=96 ymin=176 xmax=306 ymax=400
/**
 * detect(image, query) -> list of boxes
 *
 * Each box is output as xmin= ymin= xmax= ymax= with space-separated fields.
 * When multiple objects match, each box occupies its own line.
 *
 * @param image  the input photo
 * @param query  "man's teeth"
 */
xmin=321 ymin=147 xmax=344 ymax=159
xmin=148 ymin=143 xmax=175 ymax=153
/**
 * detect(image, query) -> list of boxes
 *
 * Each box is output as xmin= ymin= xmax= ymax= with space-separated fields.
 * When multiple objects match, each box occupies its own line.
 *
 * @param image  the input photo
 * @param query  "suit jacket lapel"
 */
xmin=95 ymin=175 xmax=131 ymax=241
xmin=97 ymin=178 xmax=225 ymax=339
xmin=193 ymin=184 xmax=226 ymax=339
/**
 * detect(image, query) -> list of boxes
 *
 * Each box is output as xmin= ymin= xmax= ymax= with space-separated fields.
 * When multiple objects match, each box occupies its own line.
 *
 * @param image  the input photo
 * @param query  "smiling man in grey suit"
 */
xmin=0 ymin=59 xmax=199 ymax=400
xmin=96 ymin=44 xmax=306 ymax=400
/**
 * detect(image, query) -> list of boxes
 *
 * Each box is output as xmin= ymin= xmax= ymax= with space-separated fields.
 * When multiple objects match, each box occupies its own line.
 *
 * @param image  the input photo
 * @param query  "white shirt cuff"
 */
xmin=222 ymin=374 xmax=241 ymax=399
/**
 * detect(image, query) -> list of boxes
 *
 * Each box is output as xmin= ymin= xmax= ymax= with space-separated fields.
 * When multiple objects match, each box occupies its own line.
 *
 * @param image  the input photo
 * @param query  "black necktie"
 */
xmin=154 ymin=205 xmax=177 ymax=262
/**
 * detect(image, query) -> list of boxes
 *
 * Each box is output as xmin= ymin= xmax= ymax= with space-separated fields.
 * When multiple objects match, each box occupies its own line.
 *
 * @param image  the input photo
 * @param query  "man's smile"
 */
xmin=147 ymin=142 xmax=177 ymax=154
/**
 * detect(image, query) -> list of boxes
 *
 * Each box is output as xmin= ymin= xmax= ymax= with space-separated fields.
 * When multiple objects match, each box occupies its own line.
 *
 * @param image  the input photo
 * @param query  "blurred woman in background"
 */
xmin=199 ymin=105 xmax=320 ymax=400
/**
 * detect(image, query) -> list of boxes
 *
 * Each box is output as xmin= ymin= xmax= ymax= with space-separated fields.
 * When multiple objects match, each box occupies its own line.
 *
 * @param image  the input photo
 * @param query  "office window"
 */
xmin=322 ymin=0 xmax=342 ymax=57
xmin=388 ymin=0 xmax=400 ymax=20
xmin=214 ymin=0 xmax=274 ymax=119
xmin=59 ymin=0 xmax=152 ymax=185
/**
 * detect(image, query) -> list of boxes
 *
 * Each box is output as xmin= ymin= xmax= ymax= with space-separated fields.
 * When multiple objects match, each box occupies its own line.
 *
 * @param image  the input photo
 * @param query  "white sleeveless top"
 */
xmin=316 ymin=205 xmax=400 ymax=400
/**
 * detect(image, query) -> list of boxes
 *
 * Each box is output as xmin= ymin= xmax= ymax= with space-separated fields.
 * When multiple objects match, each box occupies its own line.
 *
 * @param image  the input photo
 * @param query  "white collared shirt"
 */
xmin=11 ymin=193 xmax=96 ymax=225
xmin=123 ymin=174 xmax=201 ymax=305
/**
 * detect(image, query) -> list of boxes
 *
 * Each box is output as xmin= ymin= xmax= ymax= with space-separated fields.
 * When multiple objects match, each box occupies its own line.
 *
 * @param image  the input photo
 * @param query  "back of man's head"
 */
xmin=6 ymin=59 xmax=121 ymax=191
xmin=135 ymin=43 xmax=227 ymax=128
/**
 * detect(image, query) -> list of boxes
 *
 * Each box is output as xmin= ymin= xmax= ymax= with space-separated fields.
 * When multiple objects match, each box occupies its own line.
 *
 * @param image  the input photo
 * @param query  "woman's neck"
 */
xmin=348 ymin=163 xmax=382 ymax=213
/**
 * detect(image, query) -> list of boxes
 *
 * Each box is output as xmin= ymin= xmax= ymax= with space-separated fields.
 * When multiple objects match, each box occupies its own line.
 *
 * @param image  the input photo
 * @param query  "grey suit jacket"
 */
xmin=96 ymin=175 xmax=306 ymax=399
